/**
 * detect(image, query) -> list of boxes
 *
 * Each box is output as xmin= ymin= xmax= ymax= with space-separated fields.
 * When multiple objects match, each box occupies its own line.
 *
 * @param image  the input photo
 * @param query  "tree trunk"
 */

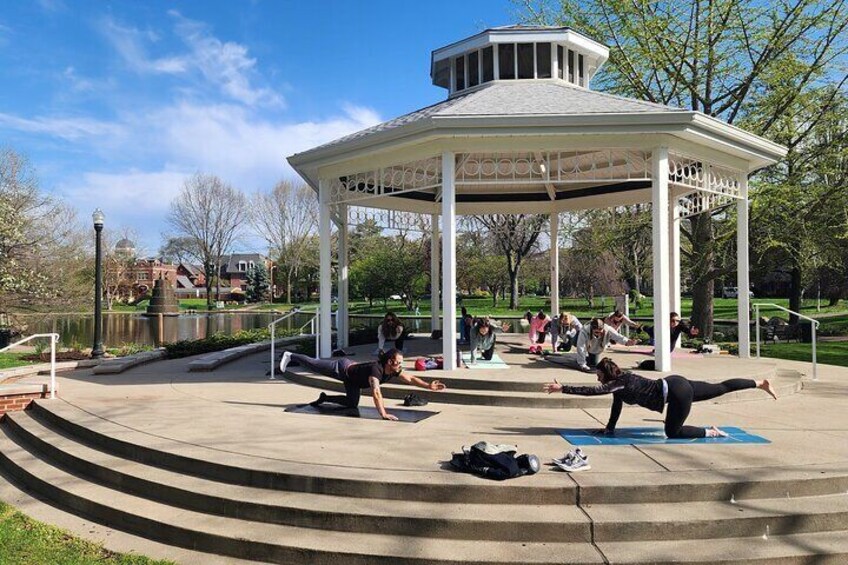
xmin=509 ymin=268 xmax=520 ymax=309
xmin=689 ymin=214 xmax=715 ymax=339
xmin=788 ymin=266 xmax=802 ymax=324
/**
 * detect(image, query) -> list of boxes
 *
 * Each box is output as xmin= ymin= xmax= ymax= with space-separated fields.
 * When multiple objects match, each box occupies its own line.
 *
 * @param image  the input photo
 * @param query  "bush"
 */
xmin=164 ymin=328 xmax=299 ymax=359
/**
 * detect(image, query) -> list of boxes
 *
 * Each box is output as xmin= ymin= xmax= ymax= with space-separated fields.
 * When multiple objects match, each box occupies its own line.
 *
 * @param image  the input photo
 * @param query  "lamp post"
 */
xmin=268 ymin=264 xmax=276 ymax=304
xmin=91 ymin=209 xmax=105 ymax=359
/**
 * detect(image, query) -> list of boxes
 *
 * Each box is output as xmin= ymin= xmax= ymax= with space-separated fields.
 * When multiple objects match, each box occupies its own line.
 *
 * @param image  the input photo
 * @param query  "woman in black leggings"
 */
xmin=543 ymin=358 xmax=777 ymax=438
xmin=280 ymin=348 xmax=446 ymax=421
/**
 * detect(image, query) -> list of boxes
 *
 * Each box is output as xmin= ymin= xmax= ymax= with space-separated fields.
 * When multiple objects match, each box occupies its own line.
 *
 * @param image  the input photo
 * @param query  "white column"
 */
xmin=338 ymin=204 xmax=349 ymax=349
xmin=430 ymin=214 xmax=440 ymax=332
xmin=737 ymin=175 xmax=751 ymax=358
xmin=318 ymin=179 xmax=333 ymax=358
xmin=550 ymin=211 xmax=560 ymax=316
xmin=441 ymin=152 xmax=457 ymax=370
xmin=669 ymin=202 xmax=681 ymax=349
xmin=651 ymin=147 xmax=672 ymax=372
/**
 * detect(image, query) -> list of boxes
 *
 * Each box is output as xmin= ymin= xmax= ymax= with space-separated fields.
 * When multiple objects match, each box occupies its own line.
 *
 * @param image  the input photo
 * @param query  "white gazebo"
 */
xmin=288 ymin=26 xmax=786 ymax=371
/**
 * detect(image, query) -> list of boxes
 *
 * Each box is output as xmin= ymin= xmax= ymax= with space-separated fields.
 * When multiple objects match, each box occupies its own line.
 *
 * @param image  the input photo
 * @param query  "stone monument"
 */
xmin=145 ymin=273 xmax=180 ymax=316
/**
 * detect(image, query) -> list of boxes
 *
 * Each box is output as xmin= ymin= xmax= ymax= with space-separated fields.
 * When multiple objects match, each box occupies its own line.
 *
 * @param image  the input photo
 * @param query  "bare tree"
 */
xmin=167 ymin=173 xmax=246 ymax=309
xmin=473 ymin=214 xmax=547 ymax=309
xmin=249 ymin=181 xmax=317 ymax=303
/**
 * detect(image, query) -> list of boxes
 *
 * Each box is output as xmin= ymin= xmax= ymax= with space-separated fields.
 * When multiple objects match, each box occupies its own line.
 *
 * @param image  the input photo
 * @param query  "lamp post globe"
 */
xmin=92 ymin=208 xmax=105 ymax=359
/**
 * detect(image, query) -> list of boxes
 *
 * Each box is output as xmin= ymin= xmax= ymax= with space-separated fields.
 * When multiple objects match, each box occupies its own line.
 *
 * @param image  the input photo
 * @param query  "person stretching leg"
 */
xmin=543 ymin=358 xmax=777 ymax=438
xmin=280 ymin=348 xmax=446 ymax=421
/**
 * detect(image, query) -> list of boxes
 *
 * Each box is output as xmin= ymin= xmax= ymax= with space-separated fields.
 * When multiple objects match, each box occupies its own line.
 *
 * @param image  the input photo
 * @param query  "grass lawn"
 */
xmin=295 ymin=296 xmax=846 ymax=323
xmin=0 ymin=500 xmax=173 ymax=565
xmin=108 ymin=298 xmax=272 ymax=313
xmin=0 ymin=352 xmax=37 ymax=370
xmin=758 ymin=342 xmax=848 ymax=367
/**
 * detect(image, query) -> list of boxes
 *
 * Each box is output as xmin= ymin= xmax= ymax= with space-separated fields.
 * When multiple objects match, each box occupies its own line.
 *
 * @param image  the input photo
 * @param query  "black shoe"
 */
xmin=403 ymin=393 xmax=428 ymax=407
xmin=309 ymin=392 xmax=328 ymax=407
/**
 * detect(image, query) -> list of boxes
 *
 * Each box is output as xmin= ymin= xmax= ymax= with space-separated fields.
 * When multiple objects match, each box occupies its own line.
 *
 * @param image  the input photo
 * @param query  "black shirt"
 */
xmin=345 ymin=362 xmax=401 ymax=388
xmin=562 ymin=372 xmax=665 ymax=430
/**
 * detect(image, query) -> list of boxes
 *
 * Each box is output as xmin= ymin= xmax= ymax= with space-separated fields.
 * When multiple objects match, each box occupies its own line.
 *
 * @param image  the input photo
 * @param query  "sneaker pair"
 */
xmin=553 ymin=448 xmax=591 ymax=472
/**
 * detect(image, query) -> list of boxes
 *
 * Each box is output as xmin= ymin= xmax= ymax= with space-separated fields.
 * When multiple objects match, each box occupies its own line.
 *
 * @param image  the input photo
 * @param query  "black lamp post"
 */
xmin=92 ymin=208 xmax=105 ymax=359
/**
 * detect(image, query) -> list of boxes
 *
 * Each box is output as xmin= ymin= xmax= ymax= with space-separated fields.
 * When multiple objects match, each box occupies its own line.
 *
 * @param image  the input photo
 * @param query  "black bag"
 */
xmin=403 ymin=393 xmax=428 ymax=407
xmin=430 ymin=330 xmax=443 ymax=339
xmin=638 ymin=360 xmax=655 ymax=371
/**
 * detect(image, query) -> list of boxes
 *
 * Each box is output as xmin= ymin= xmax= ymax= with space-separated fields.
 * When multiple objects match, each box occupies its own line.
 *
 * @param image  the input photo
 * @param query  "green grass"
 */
xmin=758 ymin=342 xmax=848 ymax=367
xmin=0 ymin=500 xmax=174 ymax=565
xmin=0 ymin=352 xmax=37 ymax=370
xmin=108 ymin=298 xmax=275 ymax=313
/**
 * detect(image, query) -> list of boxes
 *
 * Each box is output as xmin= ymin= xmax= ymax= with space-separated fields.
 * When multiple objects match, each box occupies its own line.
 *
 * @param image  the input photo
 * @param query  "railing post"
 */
xmin=755 ymin=304 xmax=760 ymax=359
xmin=50 ymin=333 xmax=57 ymax=400
xmin=270 ymin=322 xmax=276 ymax=380
xmin=812 ymin=322 xmax=817 ymax=381
xmin=314 ymin=309 xmax=319 ymax=359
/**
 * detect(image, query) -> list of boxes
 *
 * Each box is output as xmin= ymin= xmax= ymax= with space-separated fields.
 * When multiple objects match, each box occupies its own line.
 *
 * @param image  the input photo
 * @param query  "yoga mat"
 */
xmin=461 ymin=352 xmax=509 ymax=369
xmin=284 ymin=404 xmax=439 ymax=423
xmin=557 ymin=426 xmax=770 ymax=445
xmin=623 ymin=345 xmax=703 ymax=359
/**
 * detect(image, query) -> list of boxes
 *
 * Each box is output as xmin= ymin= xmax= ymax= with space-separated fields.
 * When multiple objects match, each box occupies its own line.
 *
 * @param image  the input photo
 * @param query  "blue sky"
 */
xmin=0 ymin=0 xmax=517 ymax=253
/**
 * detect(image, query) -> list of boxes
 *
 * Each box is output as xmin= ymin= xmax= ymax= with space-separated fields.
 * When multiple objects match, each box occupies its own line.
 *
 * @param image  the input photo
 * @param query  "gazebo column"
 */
xmin=441 ymin=152 xmax=457 ymax=370
xmin=651 ymin=147 xmax=672 ymax=372
xmin=317 ymin=179 xmax=333 ymax=358
xmin=337 ymin=204 xmax=349 ymax=349
xmin=430 ymin=213 xmax=440 ymax=332
xmin=737 ymin=175 xmax=751 ymax=358
xmin=669 ymin=203 xmax=681 ymax=349
xmin=550 ymin=211 xmax=560 ymax=316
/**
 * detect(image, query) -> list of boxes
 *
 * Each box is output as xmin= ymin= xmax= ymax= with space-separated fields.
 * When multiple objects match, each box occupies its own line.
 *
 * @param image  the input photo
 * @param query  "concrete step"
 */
xmin=283 ymin=370 xmax=612 ymax=408
xmin=28 ymin=400 xmax=577 ymax=505
xmin=0 ymin=433 xmax=604 ymax=564
xmin=598 ymin=531 xmax=848 ymax=563
xmin=2 ymin=410 xmax=589 ymax=542
xmin=588 ymin=495 xmax=848 ymax=541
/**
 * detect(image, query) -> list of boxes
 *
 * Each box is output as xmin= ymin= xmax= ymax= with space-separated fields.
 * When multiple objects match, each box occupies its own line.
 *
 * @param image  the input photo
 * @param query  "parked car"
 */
xmin=721 ymin=286 xmax=754 ymax=299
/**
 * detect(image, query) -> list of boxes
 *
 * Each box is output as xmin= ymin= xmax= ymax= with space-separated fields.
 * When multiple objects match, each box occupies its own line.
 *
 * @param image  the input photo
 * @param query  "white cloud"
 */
xmin=99 ymin=16 xmax=189 ymax=75
xmin=36 ymin=0 xmax=66 ymax=13
xmin=0 ymin=111 xmax=124 ymax=141
xmin=169 ymin=11 xmax=283 ymax=108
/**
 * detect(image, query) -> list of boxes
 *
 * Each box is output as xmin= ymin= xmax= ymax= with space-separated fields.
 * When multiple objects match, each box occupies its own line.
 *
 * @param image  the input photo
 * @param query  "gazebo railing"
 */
xmin=0 ymin=333 xmax=60 ymax=399
xmin=753 ymin=303 xmax=819 ymax=381
xmin=268 ymin=309 xmax=319 ymax=380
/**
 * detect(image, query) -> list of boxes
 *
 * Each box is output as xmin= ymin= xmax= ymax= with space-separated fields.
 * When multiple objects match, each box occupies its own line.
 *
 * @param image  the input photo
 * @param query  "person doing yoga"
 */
xmin=280 ymin=348 xmax=446 ymax=421
xmin=543 ymin=358 xmax=777 ymax=438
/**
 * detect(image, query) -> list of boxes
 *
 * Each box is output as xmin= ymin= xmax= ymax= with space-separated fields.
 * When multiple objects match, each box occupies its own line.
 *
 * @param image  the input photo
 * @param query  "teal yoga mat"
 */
xmin=461 ymin=352 xmax=509 ymax=369
xmin=557 ymin=426 xmax=770 ymax=445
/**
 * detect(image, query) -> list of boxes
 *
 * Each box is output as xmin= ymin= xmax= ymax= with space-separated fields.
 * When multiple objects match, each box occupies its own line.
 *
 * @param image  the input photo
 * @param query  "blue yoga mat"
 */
xmin=460 ymin=352 xmax=509 ymax=369
xmin=557 ymin=426 xmax=770 ymax=445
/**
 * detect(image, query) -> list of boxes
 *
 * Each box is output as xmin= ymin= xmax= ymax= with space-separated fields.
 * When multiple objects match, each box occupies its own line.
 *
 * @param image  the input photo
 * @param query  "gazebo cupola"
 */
xmin=431 ymin=26 xmax=609 ymax=95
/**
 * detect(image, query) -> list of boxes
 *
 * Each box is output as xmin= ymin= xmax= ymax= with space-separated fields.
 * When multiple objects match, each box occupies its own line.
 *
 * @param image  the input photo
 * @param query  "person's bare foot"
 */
xmin=758 ymin=379 xmax=778 ymax=400
xmin=706 ymin=426 xmax=728 ymax=438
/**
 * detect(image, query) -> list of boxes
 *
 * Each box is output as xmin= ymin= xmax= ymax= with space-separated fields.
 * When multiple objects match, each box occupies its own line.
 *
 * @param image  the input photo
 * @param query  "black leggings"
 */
xmin=664 ymin=376 xmax=756 ymax=438
xmin=290 ymin=353 xmax=361 ymax=408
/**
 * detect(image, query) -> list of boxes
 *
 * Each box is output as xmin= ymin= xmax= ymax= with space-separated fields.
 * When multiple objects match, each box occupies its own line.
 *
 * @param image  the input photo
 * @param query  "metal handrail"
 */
xmin=0 ymin=333 xmax=60 ymax=399
xmin=753 ymin=303 xmax=820 ymax=380
xmin=268 ymin=308 xmax=319 ymax=380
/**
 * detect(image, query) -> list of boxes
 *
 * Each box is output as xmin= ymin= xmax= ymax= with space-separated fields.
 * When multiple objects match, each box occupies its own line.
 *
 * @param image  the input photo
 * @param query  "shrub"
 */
xmin=164 ymin=328 xmax=299 ymax=359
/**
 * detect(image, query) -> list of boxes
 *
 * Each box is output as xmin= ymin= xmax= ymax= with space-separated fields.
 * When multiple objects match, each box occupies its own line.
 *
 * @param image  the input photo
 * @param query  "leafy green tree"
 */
xmin=519 ymin=0 xmax=848 ymax=336
xmin=244 ymin=264 xmax=270 ymax=303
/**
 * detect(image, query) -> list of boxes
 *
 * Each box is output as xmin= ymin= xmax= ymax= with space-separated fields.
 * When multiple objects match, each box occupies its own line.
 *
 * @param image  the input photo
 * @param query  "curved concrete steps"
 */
xmin=1 ymin=400 xmax=847 ymax=563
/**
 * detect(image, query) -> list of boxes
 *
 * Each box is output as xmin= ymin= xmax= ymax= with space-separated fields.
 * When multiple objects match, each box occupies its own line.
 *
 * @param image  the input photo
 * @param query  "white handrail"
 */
xmin=753 ymin=303 xmax=820 ymax=380
xmin=268 ymin=308 xmax=319 ymax=380
xmin=0 ymin=333 xmax=60 ymax=399
xmin=268 ymin=309 xmax=301 ymax=381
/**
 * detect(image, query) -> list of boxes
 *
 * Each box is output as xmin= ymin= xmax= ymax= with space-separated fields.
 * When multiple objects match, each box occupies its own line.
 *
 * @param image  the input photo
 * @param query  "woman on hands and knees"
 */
xmin=543 ymin=358 xmax=777 ymax=439
xmin=280 ymin=348 xmax=446 ymax=421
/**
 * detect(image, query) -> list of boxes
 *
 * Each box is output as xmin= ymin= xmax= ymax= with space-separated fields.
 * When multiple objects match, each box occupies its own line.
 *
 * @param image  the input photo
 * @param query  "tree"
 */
xmin=102 ymin=229 xmax=141 ymax=308
xmin=158 ymin=236 xmax=200 ymax=265
xmin=0 ymin=148 xmax=88 ymax=318
xmin=519 ymin=0 xmax=848 ymax=336
xmin=166 ymin=173 xmax=246 ymax=310
xmin=249 ymin=181 xmax=317 ymax=303
xmin=244 ymin=263 xmax=270 ymax=303
xmin=473 ymin=214 xmax=547 ymax=309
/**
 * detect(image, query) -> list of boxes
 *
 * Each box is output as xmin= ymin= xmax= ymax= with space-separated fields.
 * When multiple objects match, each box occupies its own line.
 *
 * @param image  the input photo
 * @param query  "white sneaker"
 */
xmin=556 ymin=457 xmax=591 ymax=472
xmin=553 ymin=448 xmax=588 ymax=467
xmin=279 ymin=351 xmax=292 ymax=374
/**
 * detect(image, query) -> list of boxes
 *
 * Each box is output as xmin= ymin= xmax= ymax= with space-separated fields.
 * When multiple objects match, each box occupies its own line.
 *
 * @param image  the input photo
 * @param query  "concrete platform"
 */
xmin=0 ymin=334 xmax=845 ymax=563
